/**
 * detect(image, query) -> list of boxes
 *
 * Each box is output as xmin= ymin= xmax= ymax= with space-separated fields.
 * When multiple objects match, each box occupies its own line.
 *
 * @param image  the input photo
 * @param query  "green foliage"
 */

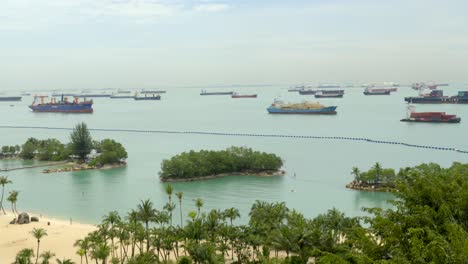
xmin=14 ymin=248 xmax=35 ymax=264
xmin=18 ymin=138 xmax=69 ymax=161
xmin=89 ymin=139 xmax=127 ymax=166
xmin=351 ymin=162 xmax=396 ymax=187
xmin=160 ymin=146 xmax=283 ymax=180
xmin=70 ymin=122 xmax=93 ymax=162
xmin=14 ymin=162 xmax=468 ymax=264
xmin=177 ymin=256 xmax=193 ymax=264
xmin=0 ymin=145 xmax=19 ymax=157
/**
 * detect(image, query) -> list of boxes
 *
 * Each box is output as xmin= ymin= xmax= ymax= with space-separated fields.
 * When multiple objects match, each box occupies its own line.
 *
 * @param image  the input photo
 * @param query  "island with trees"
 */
xmin=159 ymin=146 xmax=284 ymax=182
xmin=0 ymin=122 xmax=128 ymax=173
xmin=7 ymin=162 xmax=468 ymax=264
xmin=346 ymin=162 xmax=398 ymax=191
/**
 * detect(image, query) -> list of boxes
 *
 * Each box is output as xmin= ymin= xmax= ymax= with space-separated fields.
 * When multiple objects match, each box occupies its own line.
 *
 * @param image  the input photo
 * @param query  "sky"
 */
xmin=1 ymin=0 xmax=468 ymax=90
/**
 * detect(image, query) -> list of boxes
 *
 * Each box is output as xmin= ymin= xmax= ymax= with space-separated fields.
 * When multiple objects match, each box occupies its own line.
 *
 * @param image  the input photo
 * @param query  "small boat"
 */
xmin=363 ymin=88 xmax=391 ymax=95
xmin=134 ymin=93 xmax=161 ymax=100
xmin=267 ymin=99 xmax=337 ymax=115
xmin=231 ymin=93 xmax=257 ymax=98
xmin=200 ymin=90 xmax=233 ymax=96
xmin=314 ymin=92 xmax=343 ymax=98
xmin=0 ymin=96 xmax=22 ymax=101
xmin=401 ymin=106 xmax=460 ymax=123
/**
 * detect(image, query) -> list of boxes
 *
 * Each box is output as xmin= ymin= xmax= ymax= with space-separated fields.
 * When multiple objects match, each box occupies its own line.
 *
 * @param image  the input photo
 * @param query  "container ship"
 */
xmin=200 ymin=90 xmax=233 ymax=95
xmin=401 ymin=106 xmax=460 ymax=123
xmin=0 ymin=96 xmax=22 ymax=101
xmin=29 ymin=95 xmax=93 ymax=113
xmin=299 ymin=89 xmax=344 ymax=95
xmin=404 ymin=90 xmax=468 ymax=104
xmin=267 ymin=99 xmax=337 ymax=114
xmin=231 ymin=93 xmax=257 ymax=98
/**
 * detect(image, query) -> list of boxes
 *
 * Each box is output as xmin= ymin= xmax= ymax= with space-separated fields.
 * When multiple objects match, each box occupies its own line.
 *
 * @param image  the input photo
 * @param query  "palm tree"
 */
xmin=102 ymin=211 xmax=121 ymax=259
xmin=176 ymin=192 xmax=183 ymax=227
xmin=76 ymin=248 xmax=85 ymax=264
xmin=137 ymin=199 xmax=157 ymax=252
xmin=15 ymin=248 xmax=35 ymax=264
xmin=0 ymin=176 xmax=12 ymax=214
xmin=165 ymin=184 xmax=174 ymax=226
xmin=372 ymin=162 xmax=383 ymax=184
xmin=224 ymin=207 xmax=240 ymax=226
xmin=7 ymin=190 xmax=19 ymax=216
xmin=74 ymin=237 xmax=91 ymax=264
xmin=31 ymin=228 xmax=48 ymax=264
xmin=91 ymin=243 xmax=110 ymax=264
xmin=39 ymin=250 xmax=55 ymax=264
xmin=351 ymin=167 xmax=361 ymax=182
xmin=56 ymin=259 xmax=75 ymax=264
xmin=195 ymin=198 xmax=204 ymax=217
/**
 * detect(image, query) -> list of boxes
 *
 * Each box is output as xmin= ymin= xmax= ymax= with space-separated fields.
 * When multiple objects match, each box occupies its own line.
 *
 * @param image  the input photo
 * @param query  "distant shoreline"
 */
xmin=42 ymin=162 xmax=126 ymax=173
xmin=160 ymin=170 xmax=286 ymax=182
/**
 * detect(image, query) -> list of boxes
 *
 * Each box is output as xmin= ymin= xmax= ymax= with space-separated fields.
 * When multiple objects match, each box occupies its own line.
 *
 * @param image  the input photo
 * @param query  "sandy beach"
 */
xmin=0 ymin=211 xmax=96 ymax=263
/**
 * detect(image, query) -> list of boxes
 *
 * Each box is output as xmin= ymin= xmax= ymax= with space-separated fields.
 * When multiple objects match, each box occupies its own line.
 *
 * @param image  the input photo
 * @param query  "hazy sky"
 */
xmin=1 ymin=0 xmax=467 ymax=90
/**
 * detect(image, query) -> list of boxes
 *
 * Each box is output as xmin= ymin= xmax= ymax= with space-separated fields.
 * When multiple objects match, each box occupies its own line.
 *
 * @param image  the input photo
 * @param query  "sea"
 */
xmin=1 ymin=85 xmax=467 ymax=224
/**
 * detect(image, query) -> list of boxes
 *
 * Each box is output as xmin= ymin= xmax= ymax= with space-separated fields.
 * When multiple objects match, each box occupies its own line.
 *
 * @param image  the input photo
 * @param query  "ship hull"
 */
xmin=134 ymin=96 xmax=161 ymax=100
xmin=0 ymin=97 xmax=22 ymax=101
xmin=200 ymin=92 xmax=233 ymax=95
xmin=29 ymin=104 xmax=93 ymax=113
xmin=267 ymin=106 xmax=337 ymax=115
xmin=400 ymin=118 xmax=460 ymax=123
xmin=315 ymin=94 xmax=343 ymax=98
xmin=232 ymin=95 xmax=257 ymax=98
xmin=364 ymin=91 xmax=391 ymax=95
xmin=404 ymin=97 xmax=468 ymax=104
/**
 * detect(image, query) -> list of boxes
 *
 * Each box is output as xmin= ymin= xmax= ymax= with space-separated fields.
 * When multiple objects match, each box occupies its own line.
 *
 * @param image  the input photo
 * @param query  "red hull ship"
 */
xmin=401 ymin=111 xmax=460 ymax=123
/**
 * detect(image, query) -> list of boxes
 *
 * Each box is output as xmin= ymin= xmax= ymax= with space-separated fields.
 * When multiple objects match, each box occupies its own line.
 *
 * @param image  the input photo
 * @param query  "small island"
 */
xmin=1 ymin=122 xmax=128 ymax=173
xmin=159 ymin=146 xmax=284 ymax=182
xmin=346 ymin=162 xmax=397 ymax=192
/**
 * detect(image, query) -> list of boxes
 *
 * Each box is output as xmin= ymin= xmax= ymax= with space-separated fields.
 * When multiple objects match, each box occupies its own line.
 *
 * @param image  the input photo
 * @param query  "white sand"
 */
xmin=0 ymin=211 xmax=96 ymax=263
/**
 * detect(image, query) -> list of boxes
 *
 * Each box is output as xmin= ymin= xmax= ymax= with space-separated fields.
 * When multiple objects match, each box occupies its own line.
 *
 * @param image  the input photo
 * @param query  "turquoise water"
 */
xmin=1 ymin=85 xmax=467 ymax=224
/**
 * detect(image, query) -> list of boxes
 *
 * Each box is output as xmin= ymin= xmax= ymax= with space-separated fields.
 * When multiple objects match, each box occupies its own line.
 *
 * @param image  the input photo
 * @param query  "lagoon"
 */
xmin=1 ymin=85 xmax=467 ymax=223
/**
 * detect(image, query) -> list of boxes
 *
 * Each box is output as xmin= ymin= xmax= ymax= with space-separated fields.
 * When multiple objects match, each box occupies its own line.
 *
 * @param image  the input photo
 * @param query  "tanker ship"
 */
xmin=267 ymin=99 xmax=337 ymax=114
xmin=29 ymin=95 xmax=93 ymax=113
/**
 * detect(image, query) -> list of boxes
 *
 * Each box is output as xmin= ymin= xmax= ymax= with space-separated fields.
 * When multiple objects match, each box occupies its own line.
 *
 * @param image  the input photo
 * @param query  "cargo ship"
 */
xmin=299 ymin=89 xmax=344 ymax=95
xmin=288 ymin=85 xmax=308 ymax=92
xmin=134 ymin=93 xmax=161 ymax=100
xmin=231 ymin=93 xmax=257 ymax=98
xmin=141 ymin=90 xmax=166 ymax=94
xmin=29 ymin=95 xmax=93 ymax=113
xmin=318 ymin=84 xmax=341 ymax=88
xmin=0 ymin=96 xmax=22 ymax=101
xmin=110 ymin=93 xmax=135 ymax=99
xmin=200 ymin=90 xmax=233 ymax=95
xmin=363 ymin=88 xmax=391 ymax=95
xmin=404 ymin=90 xmax=468 ymax=104
xmin=267 ymin=99 xmax=337 ymax=114
xmin=401 ymin=106 xmax=460 ymax=123
xmin=315 ymin=92 xmax=343 ymax=98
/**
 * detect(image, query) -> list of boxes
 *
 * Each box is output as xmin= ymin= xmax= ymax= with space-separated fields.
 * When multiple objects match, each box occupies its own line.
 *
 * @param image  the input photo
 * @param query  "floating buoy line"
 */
xmin=0 ymin=125 xmax=466 ymax=154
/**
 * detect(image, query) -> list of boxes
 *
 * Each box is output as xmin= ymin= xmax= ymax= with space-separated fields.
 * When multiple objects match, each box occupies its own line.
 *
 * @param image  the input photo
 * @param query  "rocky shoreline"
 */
xmin=346 ymin=181 xmax=396 ymax=192
xmin=161 ymin=170 xmax=286 ymax=182
xmin=42 ymin=162 xmax=126 ymax=173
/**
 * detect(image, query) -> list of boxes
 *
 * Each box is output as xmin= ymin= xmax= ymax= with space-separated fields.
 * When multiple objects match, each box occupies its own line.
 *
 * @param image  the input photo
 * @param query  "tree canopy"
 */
xmin=159 ymin=146 xmax=283 ymax=180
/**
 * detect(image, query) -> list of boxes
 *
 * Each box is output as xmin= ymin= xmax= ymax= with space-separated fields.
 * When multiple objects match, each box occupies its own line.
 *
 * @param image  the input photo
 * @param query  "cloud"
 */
xmin=0 ymin=0 xmax=229 ymax=30
xmin=193 ymin=3 xmax=229 ymax=13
